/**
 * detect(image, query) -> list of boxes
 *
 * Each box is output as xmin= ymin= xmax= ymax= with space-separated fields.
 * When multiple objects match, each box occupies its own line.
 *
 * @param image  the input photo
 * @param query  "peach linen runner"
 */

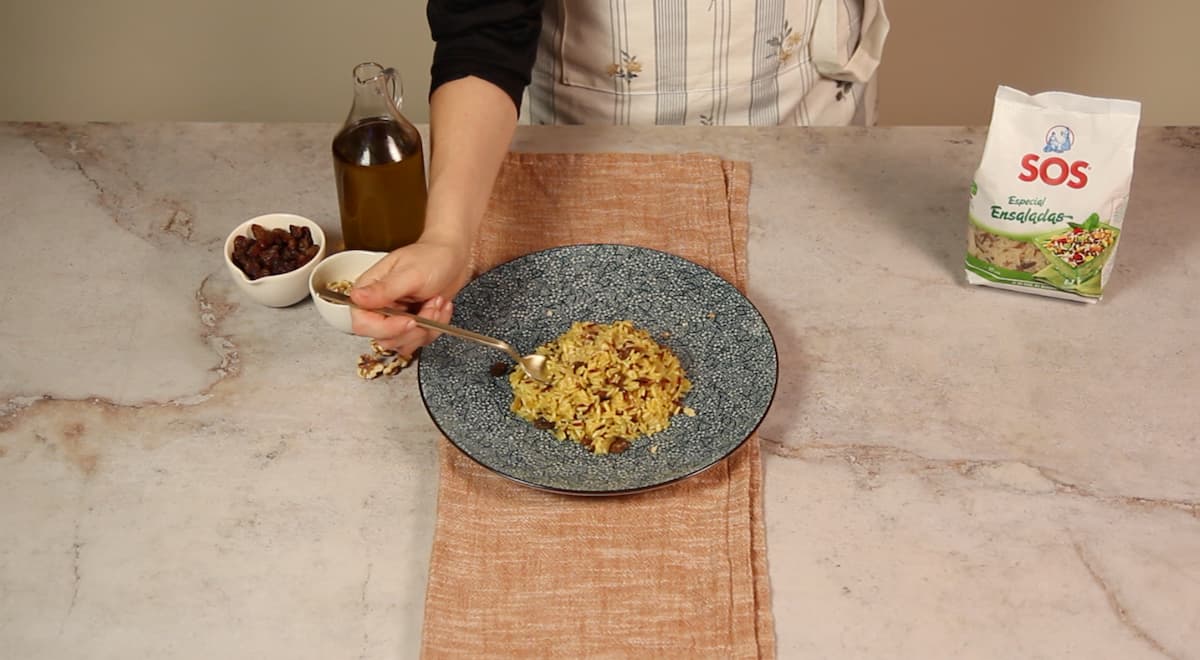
xmin=420 ymin=152 xmax=774 ymax=659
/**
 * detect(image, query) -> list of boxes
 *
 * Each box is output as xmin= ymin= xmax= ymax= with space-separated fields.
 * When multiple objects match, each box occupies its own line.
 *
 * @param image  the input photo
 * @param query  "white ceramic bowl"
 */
xmin=224 ymin=213 xmax=328 ymax=307
xmin=308 ymin=249 xmax=388 ymax=333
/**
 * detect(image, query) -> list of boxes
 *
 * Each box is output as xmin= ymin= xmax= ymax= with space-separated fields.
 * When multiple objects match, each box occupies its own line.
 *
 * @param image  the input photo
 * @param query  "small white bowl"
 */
xmin=308 ymin=249 xmax=388 ymax=333
xmin=224 ymin=213 xmax=327 ymax=307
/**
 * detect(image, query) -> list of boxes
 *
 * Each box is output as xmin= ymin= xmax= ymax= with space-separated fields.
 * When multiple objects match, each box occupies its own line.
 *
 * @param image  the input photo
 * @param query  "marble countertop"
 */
xmin=1 ymin=122 xmax=1197 ymax=659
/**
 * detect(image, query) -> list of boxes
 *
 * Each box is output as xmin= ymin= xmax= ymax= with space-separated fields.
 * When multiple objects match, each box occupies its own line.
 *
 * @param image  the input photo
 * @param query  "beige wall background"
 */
xmin=877 ymin=0 xmax=1198 ymax=126
xmin=1 ymin=0 xmax=1196 ymax=126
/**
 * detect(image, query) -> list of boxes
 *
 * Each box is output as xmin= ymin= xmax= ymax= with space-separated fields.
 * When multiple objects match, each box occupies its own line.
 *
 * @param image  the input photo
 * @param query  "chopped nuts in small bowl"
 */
xmin=308 ymin=249 xmax=388 ymax=333
xmin=224 ymin=213 xmax=327 ymax=307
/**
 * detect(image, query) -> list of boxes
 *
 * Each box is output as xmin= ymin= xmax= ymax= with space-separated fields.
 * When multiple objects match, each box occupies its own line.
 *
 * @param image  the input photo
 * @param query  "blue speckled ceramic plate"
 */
xmin=417 ymin=244 xmax=777 ymax=496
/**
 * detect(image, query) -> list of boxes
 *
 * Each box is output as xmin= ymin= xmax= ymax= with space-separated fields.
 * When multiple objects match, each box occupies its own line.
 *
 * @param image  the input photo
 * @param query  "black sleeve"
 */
xmin=427 ymin=0 xmax=545 ymax=112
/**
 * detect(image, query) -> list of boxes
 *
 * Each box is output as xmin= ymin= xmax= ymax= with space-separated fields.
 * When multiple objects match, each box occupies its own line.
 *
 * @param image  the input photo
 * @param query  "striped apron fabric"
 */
xmin=520 ymin=0 xmax=890 ymax=126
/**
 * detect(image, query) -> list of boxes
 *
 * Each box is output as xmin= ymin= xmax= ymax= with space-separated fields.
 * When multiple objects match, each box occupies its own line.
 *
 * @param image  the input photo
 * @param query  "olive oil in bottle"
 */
xmin=332 ymin=63 xmax=428 ymax=252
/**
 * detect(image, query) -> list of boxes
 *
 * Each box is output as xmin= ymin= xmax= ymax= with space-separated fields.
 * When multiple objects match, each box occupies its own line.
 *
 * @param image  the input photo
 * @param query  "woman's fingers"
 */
xmin=389 ymin=298 xmax=449 ymax=356
xmin=435 ymin=301 xmax=454 ymax=325
xmin=360 ymin=297 xmax=454 ymax=357
xmin=351 ymin=310 xmax=413 ymax=340
xmin=351 ymin=264 xmax=424 ymax=309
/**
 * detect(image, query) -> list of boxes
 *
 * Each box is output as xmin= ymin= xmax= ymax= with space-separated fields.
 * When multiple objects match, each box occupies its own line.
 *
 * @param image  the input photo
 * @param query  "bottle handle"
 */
xmin=383 ymin=67 xmax=404 ymax=110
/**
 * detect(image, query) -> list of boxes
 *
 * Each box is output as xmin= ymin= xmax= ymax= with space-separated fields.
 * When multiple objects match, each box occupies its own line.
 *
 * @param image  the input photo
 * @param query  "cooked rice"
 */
xmin=509 ymin=320 xmax=692 ymax=455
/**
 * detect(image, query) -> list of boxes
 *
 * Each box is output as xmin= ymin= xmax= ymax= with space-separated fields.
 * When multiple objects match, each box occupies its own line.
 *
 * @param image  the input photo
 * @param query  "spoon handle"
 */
xmin=317 ymin=289 xmax=520 ymax=361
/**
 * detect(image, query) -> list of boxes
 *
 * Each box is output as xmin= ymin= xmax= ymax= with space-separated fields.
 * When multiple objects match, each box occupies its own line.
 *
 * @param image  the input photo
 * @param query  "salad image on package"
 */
xmin=966 ymin=86 xmax=1141 ymax=301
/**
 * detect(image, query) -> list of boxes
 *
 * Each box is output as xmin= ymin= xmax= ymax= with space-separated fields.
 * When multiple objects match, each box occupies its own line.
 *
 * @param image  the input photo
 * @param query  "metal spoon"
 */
xmin=317 ymin=288 xmax=549 ymax=383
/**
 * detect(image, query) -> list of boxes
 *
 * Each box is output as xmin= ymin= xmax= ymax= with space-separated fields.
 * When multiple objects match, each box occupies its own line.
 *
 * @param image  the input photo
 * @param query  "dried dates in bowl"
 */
xmin=231 ymin=223 xmax=321 ymax=280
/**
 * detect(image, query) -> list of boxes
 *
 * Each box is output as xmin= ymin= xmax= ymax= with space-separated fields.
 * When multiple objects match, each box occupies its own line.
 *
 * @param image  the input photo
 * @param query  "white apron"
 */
xmin=519 ymin=0 xmax=890 ymax=126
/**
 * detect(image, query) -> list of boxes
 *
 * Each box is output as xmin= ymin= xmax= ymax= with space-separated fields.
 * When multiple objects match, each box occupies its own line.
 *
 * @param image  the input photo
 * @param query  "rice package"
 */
xmin=966 ymin=85 xmax=1142 ymax=301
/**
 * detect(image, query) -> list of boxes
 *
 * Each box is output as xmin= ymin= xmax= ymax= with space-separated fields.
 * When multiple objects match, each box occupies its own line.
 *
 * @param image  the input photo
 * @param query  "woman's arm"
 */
xmin=348 ymin=0 xmax=543 ymax=356
xmin=427 ymin=0 xmax=544 ymax=111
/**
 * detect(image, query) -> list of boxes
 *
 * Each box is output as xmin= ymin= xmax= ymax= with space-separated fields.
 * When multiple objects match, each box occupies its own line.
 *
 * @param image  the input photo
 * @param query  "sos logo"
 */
xmin=1018 ymin=125 xmax=1089 ymax=189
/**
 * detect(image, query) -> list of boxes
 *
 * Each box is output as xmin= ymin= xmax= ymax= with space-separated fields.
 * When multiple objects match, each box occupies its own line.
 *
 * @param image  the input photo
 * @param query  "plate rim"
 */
xmin=416 ymin=242 xmax=779 ymax=496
